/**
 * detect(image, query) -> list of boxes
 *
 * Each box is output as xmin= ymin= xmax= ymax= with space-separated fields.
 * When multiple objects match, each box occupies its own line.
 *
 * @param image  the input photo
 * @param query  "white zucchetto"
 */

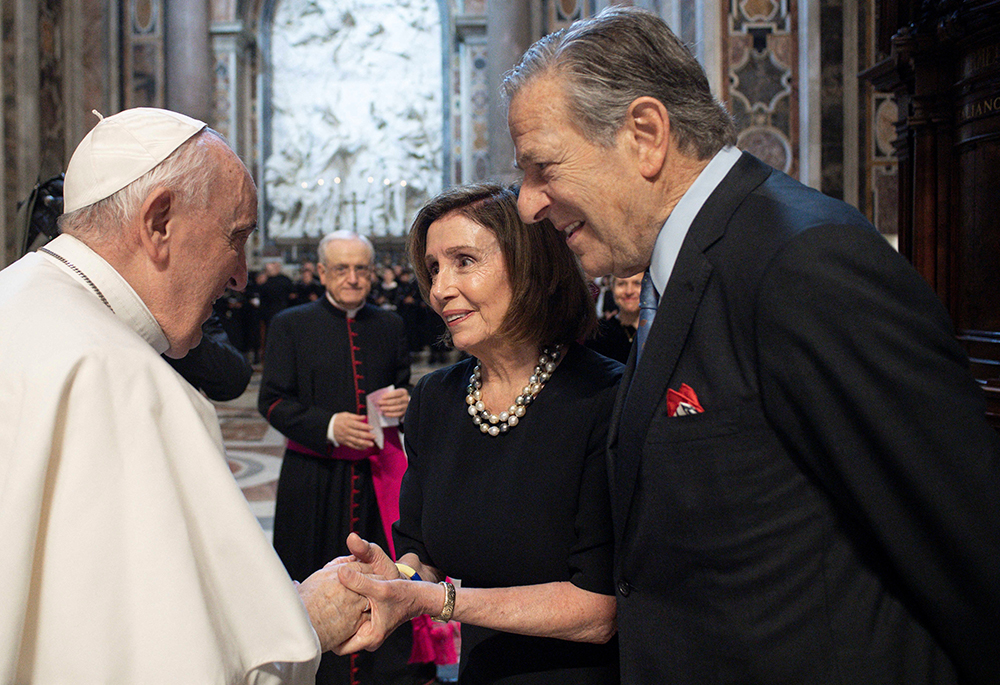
xmin=63 ymin=107 xmax=206 ymax=214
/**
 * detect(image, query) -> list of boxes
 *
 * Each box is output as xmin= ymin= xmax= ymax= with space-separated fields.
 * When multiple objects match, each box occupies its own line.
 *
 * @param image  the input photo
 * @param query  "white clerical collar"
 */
xmin=326 ymin=291 xmax=362 ymax=318
xmin=39 ymin=234 xmax=170 ymax=354
xmin=649 ymin=145 xmax=743 ymax=294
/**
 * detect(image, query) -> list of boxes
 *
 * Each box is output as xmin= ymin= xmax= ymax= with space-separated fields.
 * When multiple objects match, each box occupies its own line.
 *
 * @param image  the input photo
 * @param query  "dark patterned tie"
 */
xmin=635 ymin=270 xmax=658 ymax=359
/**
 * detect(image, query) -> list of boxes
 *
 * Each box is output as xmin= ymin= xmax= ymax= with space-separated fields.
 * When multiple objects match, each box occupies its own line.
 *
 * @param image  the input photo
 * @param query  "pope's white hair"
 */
xmin=58 ymin=128 xmax=225 ymax=243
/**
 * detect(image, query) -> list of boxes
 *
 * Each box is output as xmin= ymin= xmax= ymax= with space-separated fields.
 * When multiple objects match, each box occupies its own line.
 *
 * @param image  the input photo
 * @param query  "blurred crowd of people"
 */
xmin=214 ymin=259 xmax=451 ymax=366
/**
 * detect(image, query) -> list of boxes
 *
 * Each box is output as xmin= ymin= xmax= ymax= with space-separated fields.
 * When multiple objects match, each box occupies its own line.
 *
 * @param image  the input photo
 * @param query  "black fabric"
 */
xmin=258 ymin=272 xmax=296 ymax=323
xmin=165 ymin=312 xmax=252 ymax=401
xmin=610 ymin=152 xmax=1000 ymax=685
xmin=258 ymin=299 xmax=418 ymax=685
xmin=259 ymin=299 xmax=410 ymax=455
xmin=585 ymin=317 xmax=635 ymax=365
xmin=395 ymin=344 xmax=623 ymax=684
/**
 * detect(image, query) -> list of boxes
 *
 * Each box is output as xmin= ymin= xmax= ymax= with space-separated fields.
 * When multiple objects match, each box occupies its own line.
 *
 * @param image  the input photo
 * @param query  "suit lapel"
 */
xmin=612 ymin=245 xmax=712 ymax=538
xmin=607 ymin=337 xmax=636 ymax=493
xmin=610 ymin=152 xmax=772 ymax=541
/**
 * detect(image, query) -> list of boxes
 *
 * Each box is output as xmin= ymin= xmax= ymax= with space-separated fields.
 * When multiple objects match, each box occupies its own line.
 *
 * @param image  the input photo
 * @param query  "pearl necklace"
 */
xmin=466 ymin=345 xmax=562 ymax=437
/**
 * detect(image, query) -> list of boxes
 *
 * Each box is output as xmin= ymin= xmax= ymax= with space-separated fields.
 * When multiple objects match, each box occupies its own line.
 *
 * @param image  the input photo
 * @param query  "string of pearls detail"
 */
xmin=466 ymin=345 xmax=562 ymax=437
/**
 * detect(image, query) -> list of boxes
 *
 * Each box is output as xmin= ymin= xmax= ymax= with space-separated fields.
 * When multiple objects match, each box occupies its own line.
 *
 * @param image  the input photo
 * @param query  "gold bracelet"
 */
xmin=432 ymin=580 xmax=456 ymax=623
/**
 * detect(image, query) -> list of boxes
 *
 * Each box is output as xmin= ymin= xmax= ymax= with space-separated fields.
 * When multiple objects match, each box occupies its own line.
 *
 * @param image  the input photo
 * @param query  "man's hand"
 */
xmin=297 ymin=563 xmax=370 ymax=654
xmin=333 ymin=412 xmax=376 ymax=450
xmin=376 ymin=388 xmax=410 ymax=419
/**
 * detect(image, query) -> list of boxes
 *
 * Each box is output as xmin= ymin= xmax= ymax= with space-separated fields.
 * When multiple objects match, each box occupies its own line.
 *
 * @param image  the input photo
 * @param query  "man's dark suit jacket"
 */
xmin=610 ymin=152 xmax=1000 ymax=684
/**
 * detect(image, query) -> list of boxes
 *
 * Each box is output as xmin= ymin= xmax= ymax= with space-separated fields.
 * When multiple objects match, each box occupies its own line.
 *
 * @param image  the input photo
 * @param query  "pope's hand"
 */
xmin=297 ymin=562 xmax=371 ymax=654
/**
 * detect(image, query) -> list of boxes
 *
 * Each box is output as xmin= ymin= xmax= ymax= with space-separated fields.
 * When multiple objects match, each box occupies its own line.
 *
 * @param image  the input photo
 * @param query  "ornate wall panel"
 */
xmin=453 ymin=27 xmax=489 ymax=184
xmin=541 ymin=0 xmax=599 ymax=32
xmin=724 ymin=0 xmax=798 ymax=177
xmin=211 ymin=22 xmax=245 ymax=155
xmin=820 ymin=0 xmax=843 ymax=198
xmin=123 ymin=0 xmax=164 ymax=109
xmin=858 ymin=0 xmax=899 ymax=237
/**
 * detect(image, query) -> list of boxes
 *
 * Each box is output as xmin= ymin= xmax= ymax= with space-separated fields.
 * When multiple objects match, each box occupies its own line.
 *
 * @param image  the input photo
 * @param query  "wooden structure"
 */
xmin=865 ymin=0 xmax=1000 ymax=427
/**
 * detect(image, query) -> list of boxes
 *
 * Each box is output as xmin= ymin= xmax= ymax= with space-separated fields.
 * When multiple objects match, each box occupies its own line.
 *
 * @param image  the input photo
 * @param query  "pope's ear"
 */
xmin=137 ymin=187 xmax=173 ymax=263
xmin=626 ymin=97 xmax=670 ymax=179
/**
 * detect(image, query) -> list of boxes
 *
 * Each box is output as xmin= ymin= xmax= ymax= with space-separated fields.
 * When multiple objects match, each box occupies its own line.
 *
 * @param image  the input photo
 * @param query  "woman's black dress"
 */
xmin=394 ymin=344 xmax=623 ymax=684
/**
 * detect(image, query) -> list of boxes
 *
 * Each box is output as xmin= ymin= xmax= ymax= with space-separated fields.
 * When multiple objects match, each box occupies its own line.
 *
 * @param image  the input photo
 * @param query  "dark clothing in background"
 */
xmin=258 ymin=272 xmax=296 ymax=325
xmin=165 ymin=312 xmax=252 ymax=402
xmin=586 ymin=317 xmax=635 ymax=365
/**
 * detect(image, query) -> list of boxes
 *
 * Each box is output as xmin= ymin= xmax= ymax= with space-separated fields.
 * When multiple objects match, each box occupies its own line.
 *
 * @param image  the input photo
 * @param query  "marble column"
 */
xmin=165 ymin=0 xmax=212 ymax=122
xmin=1 ymin=0 xmax=41 ymax=267
xmin=486 ymin=0 xmax=532 ymax=185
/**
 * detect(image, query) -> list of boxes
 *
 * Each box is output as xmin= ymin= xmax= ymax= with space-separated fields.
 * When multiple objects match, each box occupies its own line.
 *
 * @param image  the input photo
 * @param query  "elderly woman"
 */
xmin=337 ymin=184 xmax=623 ymax=684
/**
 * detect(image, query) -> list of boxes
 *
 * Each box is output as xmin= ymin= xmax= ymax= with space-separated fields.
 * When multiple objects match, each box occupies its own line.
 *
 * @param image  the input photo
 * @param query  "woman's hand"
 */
xmin=335 ymin=534 xmax=440 ymax=653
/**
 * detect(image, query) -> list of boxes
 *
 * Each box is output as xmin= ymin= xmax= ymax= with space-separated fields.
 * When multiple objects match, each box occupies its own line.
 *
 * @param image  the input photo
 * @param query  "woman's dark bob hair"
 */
xmin=408 ymin=183 xmax=596 ymax=350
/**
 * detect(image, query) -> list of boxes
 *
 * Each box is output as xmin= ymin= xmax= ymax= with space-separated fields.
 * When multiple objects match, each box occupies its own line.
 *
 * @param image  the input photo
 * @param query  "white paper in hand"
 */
xmin=365 ymin=385 xmax=400 ymax=449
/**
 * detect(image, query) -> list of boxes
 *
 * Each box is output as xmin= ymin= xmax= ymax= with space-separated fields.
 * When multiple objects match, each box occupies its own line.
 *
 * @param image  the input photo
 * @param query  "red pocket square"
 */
xmin=666 ymin=384 xmax=704 ymax=417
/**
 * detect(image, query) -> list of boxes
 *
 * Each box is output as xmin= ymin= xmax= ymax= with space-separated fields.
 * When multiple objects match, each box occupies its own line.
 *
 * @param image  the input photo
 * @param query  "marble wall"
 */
xmin=265 ymin=0 xmax=444 ymax=240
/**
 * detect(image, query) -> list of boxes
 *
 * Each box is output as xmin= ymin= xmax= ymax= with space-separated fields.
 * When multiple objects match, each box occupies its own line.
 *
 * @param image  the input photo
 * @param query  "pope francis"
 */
xmin=0 ymin=108 xmax=371 ymax=684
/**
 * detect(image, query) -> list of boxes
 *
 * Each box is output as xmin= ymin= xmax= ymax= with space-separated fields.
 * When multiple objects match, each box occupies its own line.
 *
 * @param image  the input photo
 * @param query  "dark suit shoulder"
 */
xmin=702 ymin=158 xmax=881 ymax=298
xmin=729 ymin=159 xmax=869 ymax=245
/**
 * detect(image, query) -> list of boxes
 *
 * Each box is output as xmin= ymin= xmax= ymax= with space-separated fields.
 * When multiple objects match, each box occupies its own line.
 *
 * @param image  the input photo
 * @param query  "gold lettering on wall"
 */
xmin=964 ymin=43 xmax=1000 ymax=79
xmin=962 ymin=94 xmax=1000 ymax=121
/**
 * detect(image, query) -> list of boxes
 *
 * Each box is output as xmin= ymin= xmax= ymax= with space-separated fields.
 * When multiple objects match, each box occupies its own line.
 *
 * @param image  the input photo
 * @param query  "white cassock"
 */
xmin=0 ymin=234 xmax=321 ymax=684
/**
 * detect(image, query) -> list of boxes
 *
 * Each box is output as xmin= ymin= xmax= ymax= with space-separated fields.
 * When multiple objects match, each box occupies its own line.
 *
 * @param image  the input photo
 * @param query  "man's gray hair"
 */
xmin=317 ymin=230 xmax=375 ymax=267
xmin=502 ymin=6 xmax=736 ymax=159
xmin=57 ymin=128 xmax=224 ymax=242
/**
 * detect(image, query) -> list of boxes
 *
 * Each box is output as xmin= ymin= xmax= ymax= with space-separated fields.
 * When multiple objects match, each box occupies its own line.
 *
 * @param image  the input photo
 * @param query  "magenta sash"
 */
xmin=286 ymin=426 xmax=405 ymax=559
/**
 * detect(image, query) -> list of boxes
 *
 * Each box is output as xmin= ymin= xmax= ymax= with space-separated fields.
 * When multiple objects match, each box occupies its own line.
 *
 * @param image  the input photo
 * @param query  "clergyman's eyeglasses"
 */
xmin=330 ymin=264 xmax=374 ymax=279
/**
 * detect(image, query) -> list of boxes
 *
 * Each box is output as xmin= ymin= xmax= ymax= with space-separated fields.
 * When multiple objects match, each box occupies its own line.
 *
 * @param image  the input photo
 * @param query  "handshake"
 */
xmin=296 ymin=532 xmax=440 ymax=655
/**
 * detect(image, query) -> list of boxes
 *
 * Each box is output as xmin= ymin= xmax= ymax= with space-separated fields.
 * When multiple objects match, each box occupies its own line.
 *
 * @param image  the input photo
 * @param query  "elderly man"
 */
xmin=503 ymin=7 xmax=1000 ymax=685
xmin=0 ymin=108 xmax=369 ymax=684
xmin=258 ymin=230 xmax=419 ymax=685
